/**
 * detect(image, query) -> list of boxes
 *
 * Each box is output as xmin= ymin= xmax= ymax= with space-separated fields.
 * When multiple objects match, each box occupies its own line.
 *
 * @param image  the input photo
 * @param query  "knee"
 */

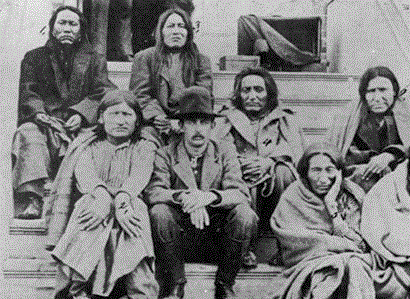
xmin=225 ymin=204 xmax=258 ymax=241
xmin=149 ymin=204 xmax=181 ymax=243
xmin=14 ymin=122 xmax=46 ymax=144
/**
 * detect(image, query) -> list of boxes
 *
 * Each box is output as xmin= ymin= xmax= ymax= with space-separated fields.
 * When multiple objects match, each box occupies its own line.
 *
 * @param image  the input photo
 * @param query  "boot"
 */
xmin=215 ymin=238 xmax=246 ymax=298
xmin=214 ymin=280 xmax=237 ymax=299
xmin=156 ymin=242 xmax=185 ymax=298
xmin=17 ymin=193 xmax=43 ymax=219
xmin=162 ymin=279 xmax=186 ymax=299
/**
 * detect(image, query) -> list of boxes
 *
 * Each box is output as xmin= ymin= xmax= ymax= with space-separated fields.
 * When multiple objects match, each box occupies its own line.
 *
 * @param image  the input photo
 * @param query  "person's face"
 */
xmin=162 ymin=13 xmax=188 ymax=49
xmin=182 ymin=117 xmax=213 ymax=148
xmin=240 ymin=75 xmax=268 ymax=113
xmin=365 ymin=76 xmax=395 ymax=114
xmin=52 ymin=10 xmax=81 ymax=44
xmin=101 ymin=103 xmax=138 ymax=143
xmin=307 ymin=154 xmax=338 ymax=196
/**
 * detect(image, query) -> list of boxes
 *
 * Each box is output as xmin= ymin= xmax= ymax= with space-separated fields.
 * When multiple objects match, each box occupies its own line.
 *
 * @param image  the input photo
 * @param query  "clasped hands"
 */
xmin=78 ymin=187 xmax=142 ymax=237
xmin=36 ymin=113 xmax=82 ymax=132
xmin=176 ymin=189 xmax=218 ymax=230
xmin=239 ymin=155 xmax=273 ymax=184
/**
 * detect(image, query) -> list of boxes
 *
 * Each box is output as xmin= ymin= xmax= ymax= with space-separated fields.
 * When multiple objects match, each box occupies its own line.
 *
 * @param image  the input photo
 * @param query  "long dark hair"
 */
xmin=297 ymin=143 xmax=347 ymax=190
xmin=48 ymin=5 xmax=89 ymax=42
xmin=358 ymin=66 xmax=400 ymax=107
xmin=96 ymin=90 xmax=143 ymax=141
xmin=153 ymin=8 xmax=200 ymax=87
xmin=232 ymin=67 xmax=279 ymax=115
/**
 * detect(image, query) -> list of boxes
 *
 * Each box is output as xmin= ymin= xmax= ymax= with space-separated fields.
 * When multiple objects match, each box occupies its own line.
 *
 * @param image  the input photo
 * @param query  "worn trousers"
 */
xmin=149 ymin=202 xmax=258 ymax=296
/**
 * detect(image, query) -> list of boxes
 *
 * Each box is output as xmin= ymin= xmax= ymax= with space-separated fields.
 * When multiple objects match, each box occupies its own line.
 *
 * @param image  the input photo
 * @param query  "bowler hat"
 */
xmin=172 ymin=86 xmax=221 ymax=119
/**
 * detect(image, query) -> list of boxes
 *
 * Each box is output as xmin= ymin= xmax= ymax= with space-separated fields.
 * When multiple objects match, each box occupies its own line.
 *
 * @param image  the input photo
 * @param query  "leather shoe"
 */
xmin=214 ymin=280 xmax=237 ymax=299
xmin=163 ymin=281 xmax=185 ymax=299
xmin=17 ymin=194 xmax=42 ymax=219
xmin=242 ymin=250 xmax=258 ymax=269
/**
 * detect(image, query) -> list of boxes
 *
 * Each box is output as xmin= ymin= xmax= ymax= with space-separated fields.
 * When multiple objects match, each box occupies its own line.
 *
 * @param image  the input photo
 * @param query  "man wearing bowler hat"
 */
xmin=146 ymin=86 xmax=258 ymax=299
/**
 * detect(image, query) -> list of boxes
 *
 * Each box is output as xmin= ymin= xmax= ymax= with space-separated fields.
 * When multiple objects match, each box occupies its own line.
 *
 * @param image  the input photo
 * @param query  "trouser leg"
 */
xmin=125 ymin=257 xmax=159 ymax=299
xmin=216 ymin=203 xmax=258 ymax=288
xmin=12 ymin=122 xmax=59 ymax=218
xmin=150 ymin=204 xmax=186 ymax=298
xmin=53 ymin=264 xmax=91 ymax=299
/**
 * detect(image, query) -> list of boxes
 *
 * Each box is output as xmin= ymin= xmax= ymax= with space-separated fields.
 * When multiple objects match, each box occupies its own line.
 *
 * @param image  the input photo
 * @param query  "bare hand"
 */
xmin=180 ymin=190 xmax=217 ymax=214
xmin=115 ymin=194 xmax=143 ymax=238
xmin=324 ymin=169 xmax=342 ymax=203
xmin=240 ymin=156 xmax=273 ymax=182
xmin=65 ymin=114 xmax=82 ymax=131
xmin=35 ymin=113 xmax=51 ymax=125
xmin=78 ymin=187 xmax=112 ymax=231
xmin=153 ymin=115 xmax=171 ymax=134
xmin=190 ymin=207 xmax=210 ymax=230
xmin=362 ymin=153 xmax=394 ymax=180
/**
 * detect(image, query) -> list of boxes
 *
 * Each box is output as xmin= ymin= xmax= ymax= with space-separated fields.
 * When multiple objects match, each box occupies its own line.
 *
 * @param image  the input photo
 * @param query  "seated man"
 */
xmin=46 ymin=91 xmax=158 ymax=299
xmin=213 ymin=67 xmax=305 ymax=266
xmin=12 ymin=5 xmax=116 ymax=219
xmin=271 ymin=142 xmax=410 ymax=299
xmin=130 ymin=7 xmax=212 ymax=145
xmin=146 ymin=86 xmax=258 ymax=299
xmin=327 ymin=66 xmax=410 ymax=192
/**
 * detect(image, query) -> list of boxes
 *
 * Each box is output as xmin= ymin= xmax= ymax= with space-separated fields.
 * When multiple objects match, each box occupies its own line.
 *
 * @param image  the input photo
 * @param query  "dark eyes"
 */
xmin=58 ymin=20 xmax=79 ymax=26
xmin=367 ymin=88 xmax=387 ymax=93
xmin=241 ymin=87 xmax=264 ymax=93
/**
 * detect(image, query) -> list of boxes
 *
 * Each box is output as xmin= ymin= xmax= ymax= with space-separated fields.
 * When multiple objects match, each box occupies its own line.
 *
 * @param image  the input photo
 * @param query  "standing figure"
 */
xmin=130 ymin=7 xmax=212 ymax=146
xmin=271 ymin=143 xmax=410 ymax=299
xmin=12 ymin=5 xmax=117 ymax=219
xmin=146 ymin=86 xmax=258 ymax=299
xmin=46 ymin=90 xmax=158 ymax=299
xmin=213 ymin=67 xmax=305 ymax=266
xmin=327 ymin=66 xmax=410 ymax=192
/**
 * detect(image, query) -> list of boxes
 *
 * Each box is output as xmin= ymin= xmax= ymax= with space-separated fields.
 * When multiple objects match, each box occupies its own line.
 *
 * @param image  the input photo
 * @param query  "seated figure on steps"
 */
xmin=45 ymin=91 xmax=159 ymax=299
xmin=12 ymin=5 xmax=116 ymax=219
xmin=213 ymin=67 xmax=305 ymax=267
xmin=146 ymin=86 xmax=258 ymax=299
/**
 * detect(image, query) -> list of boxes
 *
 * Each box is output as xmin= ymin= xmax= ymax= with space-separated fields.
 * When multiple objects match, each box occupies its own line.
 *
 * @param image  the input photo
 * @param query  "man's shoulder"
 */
xmin=23 ymin=46 xmax=50 ymax=60
xmin=134 ymin=47 xmax=156 ymax=59
xmin=211 ymin=139 xmax=236 ymax=157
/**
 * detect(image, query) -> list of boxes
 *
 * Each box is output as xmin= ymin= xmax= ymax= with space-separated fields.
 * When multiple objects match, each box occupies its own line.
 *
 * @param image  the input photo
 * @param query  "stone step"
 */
xmin=1 ymin=261 xmax=284 ymax=299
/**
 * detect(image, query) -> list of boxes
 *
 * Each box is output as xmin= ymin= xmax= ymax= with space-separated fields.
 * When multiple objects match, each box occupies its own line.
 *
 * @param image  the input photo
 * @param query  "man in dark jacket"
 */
xmin=146 ymin=86 xmax=258 ymax=299
xmin=12 ymin=5 xmax=117 ymax=219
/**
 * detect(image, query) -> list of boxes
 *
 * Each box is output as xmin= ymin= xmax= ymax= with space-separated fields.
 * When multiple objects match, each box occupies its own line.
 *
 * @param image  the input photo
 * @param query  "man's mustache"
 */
xmin=192 ymin=133 xmax=204 ymax=139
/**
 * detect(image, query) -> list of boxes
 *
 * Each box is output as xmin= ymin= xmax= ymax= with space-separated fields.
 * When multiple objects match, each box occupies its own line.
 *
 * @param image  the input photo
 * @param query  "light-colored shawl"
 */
xmin=361 ymin=160 xmax=410 ymax=263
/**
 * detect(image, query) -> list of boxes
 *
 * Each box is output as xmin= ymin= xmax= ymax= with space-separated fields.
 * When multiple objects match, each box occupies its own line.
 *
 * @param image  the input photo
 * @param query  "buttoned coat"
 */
xmin=18 ymin=39 xmax=117 ymax=126
xmin=146 ymin=138 xmax=250 ymax=208
xmin=129 ymin=47 xmax=213 ymax=121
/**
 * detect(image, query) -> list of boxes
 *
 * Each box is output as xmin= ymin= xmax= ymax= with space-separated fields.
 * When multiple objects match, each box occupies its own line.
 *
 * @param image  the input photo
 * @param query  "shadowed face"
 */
xmin=101 ymin=103 xmax=138 ymax=144
xmin=162 ymin=13 xmax=188 ymax=49
xmin=52 ymin=9 xmax=81 ymax=44
xmin=365 ymin=76 xmax=395 ymax=114
xmin=240 ymin=75 xmax=268 ymax=113
xmin=307 ymin=154 xmax=337 ymax=196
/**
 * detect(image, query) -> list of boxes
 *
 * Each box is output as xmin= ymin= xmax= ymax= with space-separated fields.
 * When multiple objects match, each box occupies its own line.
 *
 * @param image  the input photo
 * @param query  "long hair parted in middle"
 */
xmin=358 ymin=66 xmax=400 ymax=107
xmin=297 ymin=142 xmax=347 ymax=187
xmin=232 ymin=67 xmax=279 ymax=115
xmin=153 ymin=7 xmax=201 ymax=85
xmin=96 ymin=90 xmax=143 ymax=141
